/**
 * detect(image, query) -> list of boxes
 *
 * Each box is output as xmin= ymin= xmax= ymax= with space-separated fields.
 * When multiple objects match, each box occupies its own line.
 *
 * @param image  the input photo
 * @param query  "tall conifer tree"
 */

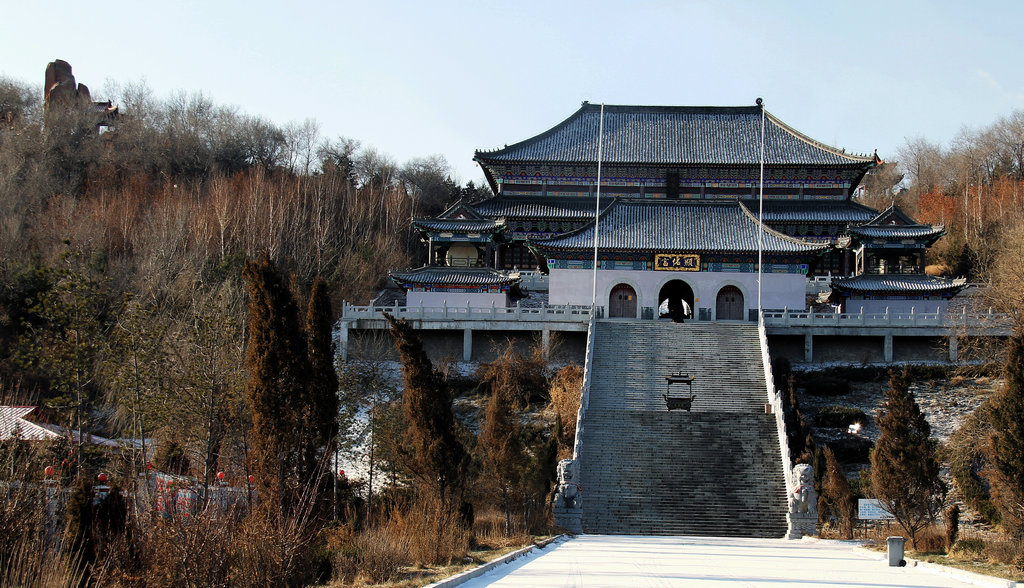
xmin=243 ymin=256 xmax=312 ymax=514
xmin=384 ymin=313 xmax=469 ymax=507
xmin=871 ymin=369 xmax=946 ymax=548
xmin=305 ymin=277 xmax=339 ymax=496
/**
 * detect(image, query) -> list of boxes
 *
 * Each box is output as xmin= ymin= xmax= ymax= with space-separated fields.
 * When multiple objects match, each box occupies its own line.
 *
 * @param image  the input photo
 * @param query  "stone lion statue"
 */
xmin=788 ymin=463 xmax=817 ymax=514
xmin=554 ymin=459 xmax=580 ymax=509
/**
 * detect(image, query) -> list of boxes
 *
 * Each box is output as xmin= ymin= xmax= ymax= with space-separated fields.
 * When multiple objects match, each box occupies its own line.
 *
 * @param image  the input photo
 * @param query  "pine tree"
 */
xmin=871 ymin=369 xmax=946 ymax=549
xmin=989 ymin=332 xmax=1024 ymax=537
xmin=384 ymin=313 xmax=470 ymax=507
xmin=243 ymin=256 xmax=312 ymax=515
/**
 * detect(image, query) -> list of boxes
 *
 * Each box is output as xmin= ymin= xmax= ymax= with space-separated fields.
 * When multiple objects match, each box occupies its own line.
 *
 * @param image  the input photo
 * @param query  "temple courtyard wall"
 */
xmin=548 ymin=268 xmax=806 ymax=320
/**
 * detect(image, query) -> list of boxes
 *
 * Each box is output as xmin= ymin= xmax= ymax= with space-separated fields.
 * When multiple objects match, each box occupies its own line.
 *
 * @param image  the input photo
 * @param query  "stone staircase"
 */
xmin=577 ymin=320 xmax=788 ymax=537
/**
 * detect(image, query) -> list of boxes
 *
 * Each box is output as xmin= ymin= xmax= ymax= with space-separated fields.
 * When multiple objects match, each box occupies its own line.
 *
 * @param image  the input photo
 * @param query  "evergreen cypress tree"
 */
xmin=384 ymin=313 xmax=470 ymax=507
xmin=479 ymin=382 xmax=523 ymax=535
xmin=820 ymin=446 xmax=855 ymax=539
xmin=871 ymin=369 xmax=946 ymax=549
xmin=305 ymin=277 xmax=339 ymax=490
xmin=243 ymin=256 xmax=312 ymax=514
xmin=989 ymin=332 xmax=1024 ymax=537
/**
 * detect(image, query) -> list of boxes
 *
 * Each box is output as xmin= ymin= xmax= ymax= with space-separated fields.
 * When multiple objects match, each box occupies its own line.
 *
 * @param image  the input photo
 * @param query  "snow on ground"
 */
xmin=448 ymin=535 xmax=996 ymax=588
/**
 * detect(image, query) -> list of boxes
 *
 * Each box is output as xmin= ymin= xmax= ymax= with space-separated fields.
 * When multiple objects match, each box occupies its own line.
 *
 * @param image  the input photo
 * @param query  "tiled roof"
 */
xmin=475 ymin=104 xmax=876 ymax=167
xmin=1 ymin=406 xmax=60 ymax=441
xmin=412 ymin=218 xmax=505 ymax=233
xmin=472 ymin=196 xmax=600 ymax=220
xmin=750 ymin=201 xmax=879 ymax=223
xmin=848 ymin=225 xmax=945 ymax=239
xmin=531 ymin=199 xmax=828 ymax=254
xmin=832 ymin=274 xmax=967 ymax=294
xmin=390 ymin=267 xmax=521 ymax=287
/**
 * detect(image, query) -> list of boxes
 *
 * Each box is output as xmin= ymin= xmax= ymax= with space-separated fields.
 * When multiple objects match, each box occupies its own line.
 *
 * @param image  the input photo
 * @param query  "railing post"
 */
xmin=443 ymin=299 xmax=448 ymax=319
xmin=419 ymin=301 xmax=424 ymax=319
xmin=516 ymin=300 xmax=522 ymax=320
xmin=885 ymin=307 xmax=891 ymax=324
xmin=783 ymin=306 xmax=789 ymax=327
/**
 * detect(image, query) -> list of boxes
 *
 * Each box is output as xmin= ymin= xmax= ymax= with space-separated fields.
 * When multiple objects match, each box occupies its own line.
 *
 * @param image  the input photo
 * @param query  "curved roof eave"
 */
xmin=474 ymin=103 xmax=877 ymax=167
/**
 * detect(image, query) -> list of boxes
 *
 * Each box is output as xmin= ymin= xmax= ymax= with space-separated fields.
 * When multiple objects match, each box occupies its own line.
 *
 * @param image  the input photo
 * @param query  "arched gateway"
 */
xmin=658 ymin=280 xmax=695 ymax=320
xmin=716 ymin=286 xmax=745 ymax=320
xmin=608 ymin=284 xmax=637 ymax=318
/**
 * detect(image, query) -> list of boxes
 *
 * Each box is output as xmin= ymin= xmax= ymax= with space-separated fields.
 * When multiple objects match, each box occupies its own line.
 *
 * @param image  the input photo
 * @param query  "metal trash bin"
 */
xmin=887 ymin=536 xmax=906 ymax=567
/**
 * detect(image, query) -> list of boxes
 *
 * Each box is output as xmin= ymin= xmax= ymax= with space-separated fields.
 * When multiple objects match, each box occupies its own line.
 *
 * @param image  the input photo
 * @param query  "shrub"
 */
xmin=549 ymin=364 xmax=583 ymax=451
xmin=826 ymin=437 xmax=874 ymax=463
xmin=949 ymin=537 xmax=985 ymax=558
xmin=814 ymin=406 xmax=867 ymax=428
xmin=803 ymin=375 xmax=850 ymax=397
xmin=945 ymin=504 xmax=960 ymax=552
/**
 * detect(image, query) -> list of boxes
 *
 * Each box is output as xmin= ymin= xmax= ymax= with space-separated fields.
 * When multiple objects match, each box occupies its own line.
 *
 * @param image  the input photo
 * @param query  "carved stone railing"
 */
xmin=341 ymin=301 xmax=593 ymax=322
xmin=572 ymin=317 xmax=597 ymax=462
xmin=759 ymin=312 xmax=792 ymax=493
xmin=762 ymin=307 xmax=1011 ymax=330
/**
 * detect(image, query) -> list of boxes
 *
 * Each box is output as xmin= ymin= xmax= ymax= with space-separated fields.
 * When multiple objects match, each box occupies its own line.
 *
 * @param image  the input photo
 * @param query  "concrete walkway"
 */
xmin=451 ymin=535 xmax=1009 ymax=588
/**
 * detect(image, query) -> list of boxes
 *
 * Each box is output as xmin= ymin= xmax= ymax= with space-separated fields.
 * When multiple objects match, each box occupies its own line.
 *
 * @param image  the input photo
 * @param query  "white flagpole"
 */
xmin=757 ymin=98 xmax=765 ymax=322
xmin=591 ymin=104 xmax=605 ymax=315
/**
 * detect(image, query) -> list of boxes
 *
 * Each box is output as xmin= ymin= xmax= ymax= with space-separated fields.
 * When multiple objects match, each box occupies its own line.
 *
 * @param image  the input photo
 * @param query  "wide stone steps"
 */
xmin=586 ymin=322 xmax=769 ymax=409
xmin=577 ymin=319 xmax=788 ymax=537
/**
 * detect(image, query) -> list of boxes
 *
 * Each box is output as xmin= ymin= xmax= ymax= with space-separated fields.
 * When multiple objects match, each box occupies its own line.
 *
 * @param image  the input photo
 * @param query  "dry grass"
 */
xmin=860 ymin=524 xmax=1024 ymax=582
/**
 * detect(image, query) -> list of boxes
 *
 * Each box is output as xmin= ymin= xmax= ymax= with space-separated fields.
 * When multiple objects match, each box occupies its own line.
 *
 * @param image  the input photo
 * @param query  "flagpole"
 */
xmin=757 ymin=98 xmax=765 ymax=323
xmin=591 ymin=104 xmax=604 ymax=315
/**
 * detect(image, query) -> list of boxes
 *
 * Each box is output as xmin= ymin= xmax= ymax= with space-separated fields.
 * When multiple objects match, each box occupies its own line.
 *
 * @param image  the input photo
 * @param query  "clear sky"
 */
xmin=3 ymin=0 xmax=1022 ymax=184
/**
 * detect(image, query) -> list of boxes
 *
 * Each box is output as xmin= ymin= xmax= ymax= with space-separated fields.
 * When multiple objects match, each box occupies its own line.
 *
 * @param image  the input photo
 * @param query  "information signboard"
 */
xmin=858 ymin=499 xmax=895 ymax=520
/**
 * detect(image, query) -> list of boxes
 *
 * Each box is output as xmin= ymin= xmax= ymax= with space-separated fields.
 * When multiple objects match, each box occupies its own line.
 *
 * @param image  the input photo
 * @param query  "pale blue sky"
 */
xmin=3 ymin=0 xmax=1022 ymax=184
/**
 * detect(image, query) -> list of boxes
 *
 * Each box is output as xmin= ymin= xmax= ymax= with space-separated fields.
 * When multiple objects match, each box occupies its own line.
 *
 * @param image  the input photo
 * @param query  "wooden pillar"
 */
xmin=884 ymin=335 xmax=894 ymax=363
xmin=463 ymin=328 xmax=473 ymax=362
xmin=804 ymin=334 xmax=813 ymax=363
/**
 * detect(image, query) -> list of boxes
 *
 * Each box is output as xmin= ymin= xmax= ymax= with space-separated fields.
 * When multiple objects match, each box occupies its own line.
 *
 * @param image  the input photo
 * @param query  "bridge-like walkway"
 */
xmin=448 ymin=535 xmax=996 ymax=588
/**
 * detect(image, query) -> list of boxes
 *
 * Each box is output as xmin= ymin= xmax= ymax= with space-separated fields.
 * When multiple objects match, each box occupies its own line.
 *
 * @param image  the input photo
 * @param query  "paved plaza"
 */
xmin=450 ymin=535 xmax=1008 ymax=588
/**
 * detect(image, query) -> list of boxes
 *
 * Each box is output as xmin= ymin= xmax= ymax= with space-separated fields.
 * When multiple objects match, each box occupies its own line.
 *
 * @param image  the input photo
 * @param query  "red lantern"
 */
xmin=338 ymin=469 xmax=345 ymax=477
xmin=146 ymin=462 xmax=153 ymax=470
xmin=97 ymin=473 xmax=108 ymax=483
xmin=247 ymin=475 xmax=255 ymax=484
xmin=217 ymin=471 xmax=226 ymax=481
xmin=44 ymin=465 xmax=55 ymax=477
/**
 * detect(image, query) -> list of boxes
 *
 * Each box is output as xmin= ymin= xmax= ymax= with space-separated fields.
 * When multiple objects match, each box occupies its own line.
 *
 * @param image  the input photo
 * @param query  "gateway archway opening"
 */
xmin=609 ymin=283 xmax=638 ymax=318
xmin=659 ymin=280 xmax=694 ymax=322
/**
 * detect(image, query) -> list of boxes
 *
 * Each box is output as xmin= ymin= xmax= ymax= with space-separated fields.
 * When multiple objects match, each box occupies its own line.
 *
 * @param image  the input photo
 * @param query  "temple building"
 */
xmin=830 ymin=205 xmax=966 ymax=313
xmin=387 ymin=101 xmax=963 ymax=319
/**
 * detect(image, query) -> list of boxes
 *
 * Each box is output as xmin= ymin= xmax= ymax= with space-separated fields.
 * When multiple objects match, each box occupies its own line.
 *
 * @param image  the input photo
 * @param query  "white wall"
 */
xmin=407 ymin=291 xmax=510 ymax=308
xmin=548 ymin=269 xmax=808 ymax=318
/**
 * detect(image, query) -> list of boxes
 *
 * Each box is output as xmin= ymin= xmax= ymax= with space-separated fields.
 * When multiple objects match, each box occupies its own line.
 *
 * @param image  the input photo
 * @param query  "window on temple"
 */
xmin=503 ymin=242 xmax=537 ymax=270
